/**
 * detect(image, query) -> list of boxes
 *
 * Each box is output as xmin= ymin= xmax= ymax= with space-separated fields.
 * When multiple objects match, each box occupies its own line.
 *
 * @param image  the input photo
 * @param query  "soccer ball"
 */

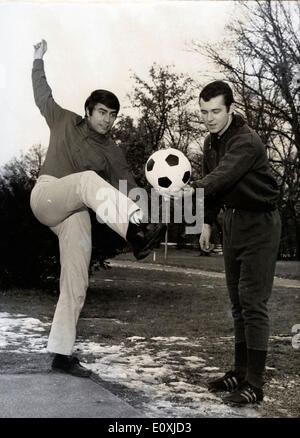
xmin=145 ymin=148 xmax=191 ymax=191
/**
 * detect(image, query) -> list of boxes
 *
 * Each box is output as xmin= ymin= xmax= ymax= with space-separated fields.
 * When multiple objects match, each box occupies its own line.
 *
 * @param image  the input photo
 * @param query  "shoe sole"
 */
xmin=208 ymin=384 xmax=240 ymax=393
xmin=222 ymin=398 xmax=263 ymax=407
xmin=222 ymin=393 xmax=263 ymax=406
xmin=135 ymin=224 xmax=167 ymax=260
xmin=51 ymin=366 xmax=91 ymax=378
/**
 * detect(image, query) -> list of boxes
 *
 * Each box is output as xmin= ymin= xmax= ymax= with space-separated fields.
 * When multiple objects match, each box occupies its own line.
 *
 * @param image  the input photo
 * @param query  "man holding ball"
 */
xmin=31 ymin=40 xmax=166 ymax=377
xmin=191 ymin=81 xmax=281 ymax=405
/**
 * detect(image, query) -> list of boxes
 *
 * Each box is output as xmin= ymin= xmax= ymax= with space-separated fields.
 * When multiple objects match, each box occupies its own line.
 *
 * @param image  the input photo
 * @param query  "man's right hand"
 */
xmin=33 ymin=39 xmax=47 ymax=60
xmin=199 ymin=223 xmax=212 ymax=252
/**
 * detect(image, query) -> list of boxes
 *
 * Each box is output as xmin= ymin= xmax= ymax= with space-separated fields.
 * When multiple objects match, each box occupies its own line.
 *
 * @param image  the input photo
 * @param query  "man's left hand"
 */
xmin=154 ymin=185 xmax=195 ymax=201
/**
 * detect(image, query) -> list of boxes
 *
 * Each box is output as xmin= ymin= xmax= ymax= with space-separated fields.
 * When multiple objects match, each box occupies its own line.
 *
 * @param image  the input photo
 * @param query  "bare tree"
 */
xmin=129 ymin=63 xmax=203 ymax=155
xmin=191 ymin=0 xmax=300 ymax=258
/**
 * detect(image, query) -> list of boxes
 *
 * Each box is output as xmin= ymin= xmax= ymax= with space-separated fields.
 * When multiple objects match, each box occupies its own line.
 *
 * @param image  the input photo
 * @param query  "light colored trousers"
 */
xmin=30 ymin=170 xmax=139 ymax=355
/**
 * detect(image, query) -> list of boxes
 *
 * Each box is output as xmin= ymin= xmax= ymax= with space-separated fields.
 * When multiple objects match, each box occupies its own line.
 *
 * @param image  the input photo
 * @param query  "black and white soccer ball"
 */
xmin=145 ymin=148 xmax=191 ymax=191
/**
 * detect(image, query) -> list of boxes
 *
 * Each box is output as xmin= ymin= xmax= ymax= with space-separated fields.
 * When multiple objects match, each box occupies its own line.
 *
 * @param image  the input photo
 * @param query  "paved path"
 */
xmin=0 ymin=373 xmax=144 ymax=418
xmin=109 ymin=260 xmax=300 ymax=289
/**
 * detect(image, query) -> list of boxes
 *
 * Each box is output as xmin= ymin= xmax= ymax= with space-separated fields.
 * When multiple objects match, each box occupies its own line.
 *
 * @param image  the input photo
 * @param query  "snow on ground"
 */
xmin=76 ymin=336 xmax=260 ymax=418
xmin=0 ymin=312 xmax=50 ymax=353
xmin=0 ymin=311 xmax=263 ymax=418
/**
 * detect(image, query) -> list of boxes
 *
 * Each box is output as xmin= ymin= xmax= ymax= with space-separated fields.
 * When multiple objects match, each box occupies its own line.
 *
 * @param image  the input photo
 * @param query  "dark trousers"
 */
xmin=223 ymin=208 xmax=281 ymax=351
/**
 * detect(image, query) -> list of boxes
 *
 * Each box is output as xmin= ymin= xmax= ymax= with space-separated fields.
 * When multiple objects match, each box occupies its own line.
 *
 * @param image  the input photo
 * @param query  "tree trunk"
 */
xmin=295 ymin=200 xmax=300 ymax=260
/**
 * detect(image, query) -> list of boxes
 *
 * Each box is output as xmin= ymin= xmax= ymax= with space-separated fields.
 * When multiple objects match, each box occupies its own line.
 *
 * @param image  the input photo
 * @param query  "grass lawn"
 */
xmin=113 ymin=246 xmax=300 ymax=280
xmin=1 ymin=249 xmax=299 ymax=418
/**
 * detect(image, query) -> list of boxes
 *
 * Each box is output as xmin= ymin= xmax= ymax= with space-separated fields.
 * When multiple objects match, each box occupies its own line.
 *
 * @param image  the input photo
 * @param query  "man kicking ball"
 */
xmin=31 ymin=40 xmax=166 ymax=377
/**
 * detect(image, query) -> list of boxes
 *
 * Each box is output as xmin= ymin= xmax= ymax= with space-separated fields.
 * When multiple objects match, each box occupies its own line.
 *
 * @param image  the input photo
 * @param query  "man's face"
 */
xmin=87 ymin=103 xmax=117 ymax=135
xmin=199 ymin=95 xmax=232 ymax=134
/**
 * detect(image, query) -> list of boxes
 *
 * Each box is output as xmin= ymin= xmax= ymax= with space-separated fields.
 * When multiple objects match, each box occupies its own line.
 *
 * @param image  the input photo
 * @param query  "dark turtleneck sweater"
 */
xmin=192 ymin=114 xmax=279 ymax=224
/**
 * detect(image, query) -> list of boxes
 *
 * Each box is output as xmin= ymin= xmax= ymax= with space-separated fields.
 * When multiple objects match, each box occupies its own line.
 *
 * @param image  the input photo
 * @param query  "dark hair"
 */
xmin=199 ymin=81 xmax=234 ymax=110
xmin=84 ymin=89 xmax=120 ymax=116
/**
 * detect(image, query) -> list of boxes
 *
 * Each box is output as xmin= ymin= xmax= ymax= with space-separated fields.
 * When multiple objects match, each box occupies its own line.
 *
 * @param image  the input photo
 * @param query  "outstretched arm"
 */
xmin=32 ymin=39 xmax=65 ymax=127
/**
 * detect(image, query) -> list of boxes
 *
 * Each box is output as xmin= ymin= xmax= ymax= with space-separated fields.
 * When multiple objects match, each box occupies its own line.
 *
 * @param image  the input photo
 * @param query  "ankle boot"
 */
xmin=234 ymin=342 xmax=247 ymax=378
xmin=126 ymin=222 xmax=166 ymax=260
xmin=246 ymin=348 xmax=267 ymax=388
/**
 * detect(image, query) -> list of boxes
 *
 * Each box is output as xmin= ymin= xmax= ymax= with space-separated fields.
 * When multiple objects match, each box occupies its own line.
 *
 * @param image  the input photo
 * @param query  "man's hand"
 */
xmin=199 ymin=223 xmax=213 ymax=252
xmin=155 ymin=185 xmax=195 ymax=201
xmin=129 ymin=209 xmax=144 ymax=225
xmin=33 ymin=39 xmax=47 ymax=60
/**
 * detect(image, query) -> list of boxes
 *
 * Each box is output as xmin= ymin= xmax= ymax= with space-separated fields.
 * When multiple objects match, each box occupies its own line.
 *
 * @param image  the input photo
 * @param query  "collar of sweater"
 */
xmin=210 ymin=113 xmax=246 ymax=149
xmin=76 ymin=118 xmax=112 ymax=144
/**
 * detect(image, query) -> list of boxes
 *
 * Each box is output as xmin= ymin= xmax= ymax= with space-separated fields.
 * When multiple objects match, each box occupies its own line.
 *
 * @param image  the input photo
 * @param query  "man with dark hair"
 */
xmin=192 ymin=80 xmax=281 ymax=405
xmin=84 ymin=90 xmax=120 ymax=118
xmin=199 ymin=80 xmax=234 ymax=111
xmin=31 ymin=39 xmax=166 ymax=377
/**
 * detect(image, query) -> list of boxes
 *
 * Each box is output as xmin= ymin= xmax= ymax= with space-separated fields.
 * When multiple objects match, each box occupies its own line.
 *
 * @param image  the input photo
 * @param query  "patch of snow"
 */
xmin=150 ymin=336 xmax=200 ymax=347
xmin=128 ymin=336 xmax=146 ymax=342
xmin=168 ymin=381 xmax=207 ymax=393
xmin=202 ymin=367 xmax=220 ymax=371
xmin=0 ymin=312 xmax=49 ymax=353
xmin=182 ymin=356 xmax=206 ymax=363
xmin=78 ymin=336 xmax=260 ymax=418
xmin=76 ymin=341 xmax=122 ymax=355
xmin=80 ymin=317 xmax=126 ymax=324
xmin=151 ymin=336 xmax=188 ymax=342
xmin=270 ymin=379 xmax=282 ymax=384
xmin=264 ymin=396 xmax=276 ymax=403
xmin=203 ymin=372 xmax=223 ymax=378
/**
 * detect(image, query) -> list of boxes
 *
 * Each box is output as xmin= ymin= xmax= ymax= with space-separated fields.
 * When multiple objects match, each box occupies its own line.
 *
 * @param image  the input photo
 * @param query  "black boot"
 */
xmin=246 ymin=348 xmax=267 ymax=388
xmin=222 ymin=380 xmax=263 ymax=405
xmin=52 ymin=354 xmax=91 ymax=378
xmin=126 ymin=222 xmax=167 ymax=260
xmin=222 ymin=349 xmax=267 ymax=405
xmin=207 ymin=342 xmax=247 ymax=393
xmin=234 ymin=342 xmax=247 ymax=378
xmin=207 ymin=370 xmax=244 ymax=393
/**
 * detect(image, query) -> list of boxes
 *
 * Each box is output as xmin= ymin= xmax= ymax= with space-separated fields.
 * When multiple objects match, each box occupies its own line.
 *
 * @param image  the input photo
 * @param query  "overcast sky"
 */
xmin=0 ymin=0 xmax=239 ymax=166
